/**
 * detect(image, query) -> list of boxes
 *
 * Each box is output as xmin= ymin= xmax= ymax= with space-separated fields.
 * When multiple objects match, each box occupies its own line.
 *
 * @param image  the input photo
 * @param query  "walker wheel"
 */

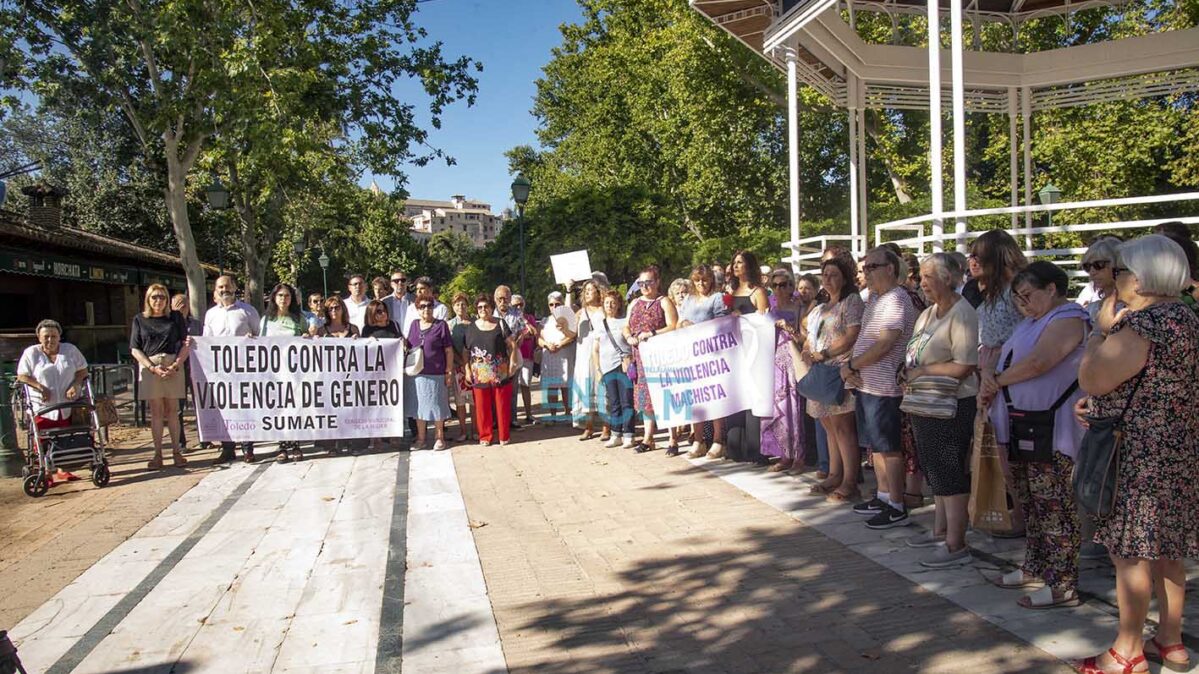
xmin=92 ymin=463 xmax=111 ymax=488
xmin=23 ymin=474 xmax=48 ymax=498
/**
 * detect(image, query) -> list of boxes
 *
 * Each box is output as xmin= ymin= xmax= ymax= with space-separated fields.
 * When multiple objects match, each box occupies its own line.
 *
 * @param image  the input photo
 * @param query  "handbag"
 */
xmin=404 ymin=330 xmax=425 ymax=376
xmin=95 ymin=396 xmax=120 ymax=427
xmin=797 ymin=363 xmax=845 ymax=406
xmin=1000 ymin=351 xmax=1078 ymax=463
xmin=1073 ymin=365 xmax=1148 ymax=519
xmin=796 ymin=316 xmax=845 ymax=405
xmin=968 ymin=410 xmax=1013 ymax=532
xmin=900 ymin=375 xmax=960 ymax=419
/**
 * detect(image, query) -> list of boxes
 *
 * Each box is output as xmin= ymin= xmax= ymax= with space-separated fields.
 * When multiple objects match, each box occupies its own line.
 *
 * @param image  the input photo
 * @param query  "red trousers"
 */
xmin=473 ymin=382 xmax=513 ymax=443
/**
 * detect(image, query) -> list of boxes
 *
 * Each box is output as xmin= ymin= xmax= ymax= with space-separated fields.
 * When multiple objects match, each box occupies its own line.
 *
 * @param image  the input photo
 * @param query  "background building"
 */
xmin=406 ymin=195 xmax=504 ymax=248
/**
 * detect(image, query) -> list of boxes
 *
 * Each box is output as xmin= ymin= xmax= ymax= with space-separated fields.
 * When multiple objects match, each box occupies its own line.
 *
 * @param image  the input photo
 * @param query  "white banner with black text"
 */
xmin=189 ymin=336 xmax=406 ymax=442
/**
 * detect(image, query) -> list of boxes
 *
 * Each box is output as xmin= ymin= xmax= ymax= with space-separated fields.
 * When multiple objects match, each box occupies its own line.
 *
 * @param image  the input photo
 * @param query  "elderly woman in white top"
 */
xmin=538 ymin=291 xmax=577 ymax=422
xmin=572 ymin=279 xmax=611 ymax=441
xmin=17 ymin=319 xmax=90 ymax=484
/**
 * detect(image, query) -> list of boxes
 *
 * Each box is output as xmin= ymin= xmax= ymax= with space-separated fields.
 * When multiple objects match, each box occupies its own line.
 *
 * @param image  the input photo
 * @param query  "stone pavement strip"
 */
xmin=453 ymin=427 xmax=1075 ymax=674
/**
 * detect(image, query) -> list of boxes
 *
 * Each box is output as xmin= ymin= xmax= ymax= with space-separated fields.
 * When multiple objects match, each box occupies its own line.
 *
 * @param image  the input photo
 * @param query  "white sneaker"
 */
xmin=620 ymin=438 xmax=636 ymax=449
xmin=920 ymin=546 xmax=973 ymax=569
xmin=604 ymin=437 xmax=622 ymax=448
xmin=432 ymin=439 xmax=447 ymax=451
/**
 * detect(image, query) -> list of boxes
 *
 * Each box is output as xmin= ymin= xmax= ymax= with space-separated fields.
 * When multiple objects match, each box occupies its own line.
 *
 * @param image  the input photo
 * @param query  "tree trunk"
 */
xmin=164 ymin=154 xmax=208 ymax=321
xmin=863 ymin=111 xmax=914 ymax=204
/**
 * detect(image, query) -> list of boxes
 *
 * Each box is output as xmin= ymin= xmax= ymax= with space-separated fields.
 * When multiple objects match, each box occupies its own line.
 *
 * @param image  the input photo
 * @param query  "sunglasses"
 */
xmin=417 ymin=303 xmax=433 ymax=310
xmin=476 ymin=304 xmax=490 ymax=311
xmin=772 ymin=281 xmax=790 ymax=288
xmin=392 ymin=277 xmax=406 ymax=283
xmin=1081 ymin=260 xmax=1110 ymax=272
xmin=638 ymin=278 xmax=656 ymax=286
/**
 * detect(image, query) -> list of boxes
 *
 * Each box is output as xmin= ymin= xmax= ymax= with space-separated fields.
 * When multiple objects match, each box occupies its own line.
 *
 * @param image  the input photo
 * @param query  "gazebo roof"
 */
xmin=691 ymin=0 xmax=1199 ymax=111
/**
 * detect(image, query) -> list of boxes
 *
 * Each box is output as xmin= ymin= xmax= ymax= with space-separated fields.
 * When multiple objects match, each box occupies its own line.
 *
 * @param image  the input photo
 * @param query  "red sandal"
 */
xmin=1075 ymin=648 xmax=1146 ymax=674
xmin=1144 ymin=637 xmax=1190 ymax=672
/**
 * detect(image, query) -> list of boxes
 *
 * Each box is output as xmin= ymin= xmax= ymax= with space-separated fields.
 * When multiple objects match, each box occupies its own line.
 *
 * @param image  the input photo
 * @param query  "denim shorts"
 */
xmin=855 ymin=392 xmax=902 ymax=454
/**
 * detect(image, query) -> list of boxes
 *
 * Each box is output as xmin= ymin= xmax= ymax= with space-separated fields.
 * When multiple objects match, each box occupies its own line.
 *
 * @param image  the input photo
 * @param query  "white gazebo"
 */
xmin=691 ymin=0 xmax=1199 ymax=274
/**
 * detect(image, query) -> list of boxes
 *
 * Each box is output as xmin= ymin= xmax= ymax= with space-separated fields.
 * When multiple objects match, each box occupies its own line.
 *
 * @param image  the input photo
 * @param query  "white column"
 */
xmin=786 ymin=48 xmax=801 ymax=274
xmin=927 ymin=0 xmax=944 ymax=252
xmin=857 ymin=86 xmax=869 ymax=248
xmin=848 ymin=74 xmax=861 ymax=257
xmin=950 ymin=0 xmax=967 ymax=252
xmin=1022 ymin=85 xmax=1032 ymax=231
xmin=1007 ymin=87 xmax=1019 ymax=230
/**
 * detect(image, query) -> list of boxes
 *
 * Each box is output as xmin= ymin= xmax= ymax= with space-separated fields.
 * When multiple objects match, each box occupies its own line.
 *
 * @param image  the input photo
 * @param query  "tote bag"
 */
xmin=968 ymin=411 xmax=1013 ymax=532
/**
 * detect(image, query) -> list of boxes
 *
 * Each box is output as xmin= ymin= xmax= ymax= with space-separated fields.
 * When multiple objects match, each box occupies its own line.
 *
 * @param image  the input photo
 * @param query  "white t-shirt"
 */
xmin=203 ymin=301 xmax=260 ymax=337
xmin=401 ymin=300 xmax=449 ymax=335
xmin=345 ymin=296 xmax=371 ymax=331
xmin=18 ymin=343 xmax=89 ymax=420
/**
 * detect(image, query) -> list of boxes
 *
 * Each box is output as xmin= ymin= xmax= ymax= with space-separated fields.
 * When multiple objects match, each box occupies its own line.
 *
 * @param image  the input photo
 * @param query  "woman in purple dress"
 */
xmin=762 ymin=268 xmax=810 ymax=472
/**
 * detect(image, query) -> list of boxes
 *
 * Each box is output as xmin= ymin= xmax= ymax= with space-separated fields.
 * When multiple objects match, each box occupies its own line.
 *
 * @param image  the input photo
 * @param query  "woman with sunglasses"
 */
xmin=312 ymin=296 xmax=360 ymax=455
xmin=404 ymin=300 xmax=455 ymax=450
xmin=1080 ymin=237 xmax=1123 ymax=331
xmin=624 ymin=265 xmax=679 ymax=453
xmin=130 ymin=283 xmax=191 ymax=470
xmin=465 ymin=294 xmax=519 ymax=445
xmin=762 ymin=268 xmax=810 ymax=474
xmin=261 ymin=283 xmax=308 ymax=462
xmin=539 ymin=291 xmax=577 ymax=423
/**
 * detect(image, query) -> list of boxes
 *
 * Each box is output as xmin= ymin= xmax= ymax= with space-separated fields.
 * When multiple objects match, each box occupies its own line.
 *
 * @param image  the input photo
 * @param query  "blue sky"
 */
xmin=365 ymin=0 xmax=585 ymax=212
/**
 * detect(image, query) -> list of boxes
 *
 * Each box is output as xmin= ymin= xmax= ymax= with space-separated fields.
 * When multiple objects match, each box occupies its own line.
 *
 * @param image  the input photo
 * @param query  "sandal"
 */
xmin=277 ymin=450 xmax=292 ymax=464
xmin=1144 ymin=637 xmax=1190 ymax=672
xmin=808 ymin=478 xmax=842 ymax=495
xmin=991 ymin=569 xmax=1040 ymax=589
xmin=1017 ymin=586 xmax=1080 ymax=609
xmin=146 ymin=456 xmax=164 ymax=470
xmin=633 ymin=442 xmax=652 ymax=454
xmin=827 ymin=488 xmax=861 ymax=503
xmin=665 ymin=444 xmax=680 ymax=457
xmin=1075 ymin=648 xmax=1148 ymax=674
xmin=904 ymin=491 xmax=925 ymax=509
xmin=171 ymin=451 xmax=188 ymax=468
xmin=578 ymin=429 xmax=594 ymax=441
xmin=768 ymin=461 xmax=793 ymax=473
xmin=815 ymin=470 xmax=829 ymax=480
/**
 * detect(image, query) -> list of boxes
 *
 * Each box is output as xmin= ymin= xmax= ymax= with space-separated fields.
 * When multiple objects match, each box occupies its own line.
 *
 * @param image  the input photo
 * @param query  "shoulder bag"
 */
xmin=602 ymin=318 xmax=631 ymax=373
xmin=404 ymin=326 xmax=425 ymax=376
xmin=1001 ymin=351 xmax=1077 ymax=463
xmin=1073 ymin=363 xmax=1148 ymax=519
xmin=796 ymin=310 xmax=846 ymax=406
xmin=900 ymin=375 xmax=961 ymax=419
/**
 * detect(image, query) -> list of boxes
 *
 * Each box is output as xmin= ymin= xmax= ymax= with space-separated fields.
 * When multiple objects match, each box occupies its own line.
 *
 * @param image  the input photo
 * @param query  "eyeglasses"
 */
xmin=475 ymin=304 xmax=490 ymax=311
xmin=638 ymin=278 xmax=656 ymax=286
xmin=1082 ymin=260 xmax=1111 ymax=272
xmin=1112 ymin=266 xmax=1131 ymax=278
xmin=862 ymin=263 xmax=888 ymax=272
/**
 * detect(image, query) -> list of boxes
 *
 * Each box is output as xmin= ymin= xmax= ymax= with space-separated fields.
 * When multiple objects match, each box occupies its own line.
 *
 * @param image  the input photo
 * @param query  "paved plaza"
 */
xmin=2 ymin=422 xmax=1196 ymax=673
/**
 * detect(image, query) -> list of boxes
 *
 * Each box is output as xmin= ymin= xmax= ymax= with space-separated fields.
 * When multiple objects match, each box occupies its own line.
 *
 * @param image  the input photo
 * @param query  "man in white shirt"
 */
xmin=401 ymin=276 xmax=449 ymax=333
xmin=344 ymin=274 xmax=371 ymax=330
xmin=203 ymin=275 xmax=260 ymax=464
xmin=382 ymin=269 xmax=413 ymax=328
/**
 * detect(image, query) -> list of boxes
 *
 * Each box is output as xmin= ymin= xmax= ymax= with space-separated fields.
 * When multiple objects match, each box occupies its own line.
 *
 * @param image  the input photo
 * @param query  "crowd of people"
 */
xmin=17 ymin=223 xmax=1198 ymax=674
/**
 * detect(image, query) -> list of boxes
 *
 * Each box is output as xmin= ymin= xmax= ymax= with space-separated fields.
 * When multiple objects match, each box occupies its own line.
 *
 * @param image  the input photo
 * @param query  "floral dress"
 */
xmin=805 ymin=294 xmax=864 ymax=419
xmin=1091 ymin=302 xmax=1199 ymax=560
xmin=628 ymin=296 xmax=667 ymax=415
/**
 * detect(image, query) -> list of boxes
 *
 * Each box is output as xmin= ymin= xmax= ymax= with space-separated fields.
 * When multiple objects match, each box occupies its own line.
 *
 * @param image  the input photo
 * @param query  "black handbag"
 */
xmin=1000 ymin=351 xmax=1078 ymax=463
xmin=1073 ymin=365 xmax=1148 ymax=519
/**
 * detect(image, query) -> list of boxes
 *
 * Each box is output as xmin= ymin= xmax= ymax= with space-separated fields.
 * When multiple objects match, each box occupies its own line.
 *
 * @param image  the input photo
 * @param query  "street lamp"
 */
xmin=318 ymin=250 xmax=330 ymax=297
xmin=511 ymin=173 xmax=531 ymax=298
xmin=205 ymin=176 xmax=231 ymax=275
xmin=1038 ymin=183 xmax=1062 ymax=230
xmin=292 ymin=239 xmax=306 ymax=286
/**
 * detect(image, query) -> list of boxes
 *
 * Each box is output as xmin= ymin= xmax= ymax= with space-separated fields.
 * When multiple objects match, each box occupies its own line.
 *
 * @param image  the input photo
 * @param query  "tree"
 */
xmin=3 ymin=0 xmax=480 ymax=317
xmin=426 ymin=230 xmax=476 ymax=278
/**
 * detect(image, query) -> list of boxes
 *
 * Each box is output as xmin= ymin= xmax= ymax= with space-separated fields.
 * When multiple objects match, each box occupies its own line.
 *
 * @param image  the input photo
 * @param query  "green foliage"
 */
xmin=440 ymin=264 xmax=490 ymax=307
xmin=426 ymin=230 xmax=477 ymax=279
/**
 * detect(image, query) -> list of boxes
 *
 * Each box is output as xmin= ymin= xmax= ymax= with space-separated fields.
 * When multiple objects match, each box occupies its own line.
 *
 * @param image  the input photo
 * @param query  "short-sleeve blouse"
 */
xmin=807 ymin=293 xmax=865 ymax=365
xmin=406 ymin=320 xmax=453 ymax=375
xmin=977 ymin=288 xmax=1022 ymax=348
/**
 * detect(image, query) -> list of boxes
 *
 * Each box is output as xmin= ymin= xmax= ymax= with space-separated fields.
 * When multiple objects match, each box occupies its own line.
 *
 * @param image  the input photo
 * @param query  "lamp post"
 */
xmin=204 ymin=176 xmax=231 ymax=275
xmin=292 ymin=239 xmax=305 ymax=287
xmin=511 ymin=173 xmax=531 ymax=298
xmin=1038 ymin=183 xmax=1062 ymax=230
xmin=318 ymin=250 xmax=330 ymax=298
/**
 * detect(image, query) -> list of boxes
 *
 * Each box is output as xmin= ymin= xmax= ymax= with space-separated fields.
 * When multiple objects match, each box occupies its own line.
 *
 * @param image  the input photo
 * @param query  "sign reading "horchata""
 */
xmin=637 ymin=314 xmax=776 ymax=429
xmin=190 ymin=336 xmax=406 ymax=442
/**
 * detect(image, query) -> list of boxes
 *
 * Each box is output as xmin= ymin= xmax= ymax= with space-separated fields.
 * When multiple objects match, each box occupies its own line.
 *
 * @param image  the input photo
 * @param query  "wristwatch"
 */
xmin=846 ymin=358 xmax=858 ymax=373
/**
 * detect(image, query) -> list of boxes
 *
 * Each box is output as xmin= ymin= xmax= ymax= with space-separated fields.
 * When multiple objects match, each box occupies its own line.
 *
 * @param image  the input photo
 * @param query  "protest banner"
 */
xmin=637 ymin=314 xmax=776 ymax=429
xmin=550 ymin=250 xmax=592 ymax=285
xmin=189 ymin=336 xmax=407 ymax=442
